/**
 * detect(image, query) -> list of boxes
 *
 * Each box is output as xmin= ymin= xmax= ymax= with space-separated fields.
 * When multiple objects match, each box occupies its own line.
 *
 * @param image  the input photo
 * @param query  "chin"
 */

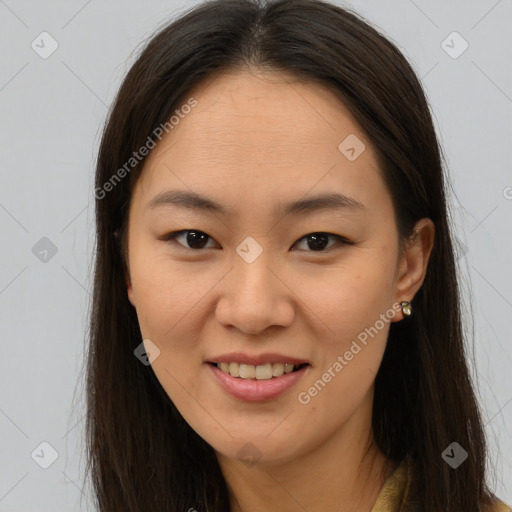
xmin=204 ymin=426 xmax=308 ymax=467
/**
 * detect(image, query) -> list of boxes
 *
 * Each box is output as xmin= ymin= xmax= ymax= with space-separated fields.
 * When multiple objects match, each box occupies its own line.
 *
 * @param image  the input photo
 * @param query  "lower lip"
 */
xmin=206 ymin=363 xmax=309 ymax=402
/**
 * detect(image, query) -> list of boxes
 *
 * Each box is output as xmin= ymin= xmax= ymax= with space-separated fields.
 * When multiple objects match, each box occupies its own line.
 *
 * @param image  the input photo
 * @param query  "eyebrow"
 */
xmin=145 ymin=189 xmax=365 ymax=217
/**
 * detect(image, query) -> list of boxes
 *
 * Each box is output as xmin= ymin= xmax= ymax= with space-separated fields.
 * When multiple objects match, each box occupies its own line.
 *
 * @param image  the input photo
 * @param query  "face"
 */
xmin=124 ymin=69 xmax=429 ymax=467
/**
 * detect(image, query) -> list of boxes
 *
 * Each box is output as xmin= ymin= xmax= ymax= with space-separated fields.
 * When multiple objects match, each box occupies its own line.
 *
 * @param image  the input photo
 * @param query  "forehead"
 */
xmin=133 ymin=69 xmax=387 ymax=214
xmin=154 ymin=69 xmax=369 ymax=162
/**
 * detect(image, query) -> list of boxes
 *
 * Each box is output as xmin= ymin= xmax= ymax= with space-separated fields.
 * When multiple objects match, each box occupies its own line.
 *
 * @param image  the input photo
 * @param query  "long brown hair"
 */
xmin=83 ymin=0 xmax=501 ymax=510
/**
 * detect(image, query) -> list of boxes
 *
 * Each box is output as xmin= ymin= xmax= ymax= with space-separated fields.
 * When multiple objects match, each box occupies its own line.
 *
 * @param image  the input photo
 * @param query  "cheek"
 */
xmin=291 ymin=269 xmax=394 ymax=449
xmin=129 ymin=246 xmax=210 ymax=338
xmin=129 ymin=254 xmax=210 ymax=413
xmin=128 ymin=248 xmax=229 ymax=398
xmin=295 ymin=248 xmax=397 ymax=400
xmin=297 ymin=250 xmax=397 ymax=344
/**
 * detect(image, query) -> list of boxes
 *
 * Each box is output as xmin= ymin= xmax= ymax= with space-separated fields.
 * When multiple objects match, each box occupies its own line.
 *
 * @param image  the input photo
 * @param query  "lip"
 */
xmin=206 ymin=352 xmax=310 ymax=366
xmin=206 ymin=362 xmax=310 ymax=402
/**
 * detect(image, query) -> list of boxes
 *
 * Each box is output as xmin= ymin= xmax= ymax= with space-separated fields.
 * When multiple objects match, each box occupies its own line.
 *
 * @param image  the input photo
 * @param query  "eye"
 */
xmin=161 ymin=230 xmax=351 ymax=253
xmin=161 ymin=230 xmax=219 ymax=250
xmin=291 ymin=232 xmax=350 ymax=252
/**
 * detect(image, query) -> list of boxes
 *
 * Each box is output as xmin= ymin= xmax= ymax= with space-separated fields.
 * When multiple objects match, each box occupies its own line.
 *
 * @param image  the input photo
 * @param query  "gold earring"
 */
xmin=400 ymin=301 xmax=412 ymax=317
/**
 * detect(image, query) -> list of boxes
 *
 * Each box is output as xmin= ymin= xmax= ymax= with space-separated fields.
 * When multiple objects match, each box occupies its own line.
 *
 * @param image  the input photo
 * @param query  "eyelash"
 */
xmin=160 ymin=230 xmax=353 ymax=253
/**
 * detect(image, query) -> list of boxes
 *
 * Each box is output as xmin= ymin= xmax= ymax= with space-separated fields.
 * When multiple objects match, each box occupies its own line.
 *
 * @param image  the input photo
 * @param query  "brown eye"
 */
xmin=161 ymin=230 xmax=351 ymax=253
xmin=292 ymin=232 xmax=349 ymax=252
xmin=162 ymin=230 xmax=218 ymax=250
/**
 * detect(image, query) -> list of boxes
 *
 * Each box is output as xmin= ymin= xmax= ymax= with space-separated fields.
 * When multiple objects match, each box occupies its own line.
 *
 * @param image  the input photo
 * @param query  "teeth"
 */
xmin=229 ymin=362 xmax=240 ymax=377
xmin=216 ymin=362 xmax=304 ymax=379
xmin=255 ymin=363 xmax=273 ymax=380
xmin=284 ymin=363 xmax=294 ymax=374
xmin=272 ymin=363 xmax=284 ymax=376
xmin=239 ymin=364 xmax=256 ymax=379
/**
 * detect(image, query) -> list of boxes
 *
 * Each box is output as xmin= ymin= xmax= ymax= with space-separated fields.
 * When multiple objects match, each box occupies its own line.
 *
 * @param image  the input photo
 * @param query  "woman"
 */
xmin=85 ymin=0 xmax=511 ymax=510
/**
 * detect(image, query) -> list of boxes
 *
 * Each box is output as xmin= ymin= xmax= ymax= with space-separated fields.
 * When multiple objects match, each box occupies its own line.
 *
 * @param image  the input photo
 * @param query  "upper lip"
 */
xmin=206 ymin=352 xmax=310 ymax=366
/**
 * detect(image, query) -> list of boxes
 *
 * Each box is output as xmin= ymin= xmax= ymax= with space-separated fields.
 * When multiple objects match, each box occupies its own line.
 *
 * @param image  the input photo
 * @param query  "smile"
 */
xmin=211 ymin=361 xmax=309 ymax=380
xmin=206 ymin=361 xmax=311 ymax=402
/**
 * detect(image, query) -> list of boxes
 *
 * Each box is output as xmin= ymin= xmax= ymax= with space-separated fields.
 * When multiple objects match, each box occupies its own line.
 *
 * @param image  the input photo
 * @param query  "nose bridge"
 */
xmin=236 ymin=251 xmax=274 ymax=301
xmin=234 ymin=234 xmax=277 ymax=296
xmin=216 ymin=241 xmax=293 ymax=333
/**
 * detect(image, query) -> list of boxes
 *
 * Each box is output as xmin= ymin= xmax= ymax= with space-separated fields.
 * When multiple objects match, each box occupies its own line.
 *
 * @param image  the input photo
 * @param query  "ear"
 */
xmin=125 ymin=268 xmax=136 ymax=307
xmin=392 ymin=218 xmax=435 ymax=321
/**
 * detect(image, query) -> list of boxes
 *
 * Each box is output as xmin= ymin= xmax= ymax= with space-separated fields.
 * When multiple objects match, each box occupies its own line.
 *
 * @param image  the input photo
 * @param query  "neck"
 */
xmin=216 ymin=392 xmax=395 ymax=512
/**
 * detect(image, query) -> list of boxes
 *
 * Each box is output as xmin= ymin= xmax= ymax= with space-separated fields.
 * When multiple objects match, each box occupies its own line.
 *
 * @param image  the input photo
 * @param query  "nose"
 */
xmin=215 ymin=250 xmax=295 ymax=336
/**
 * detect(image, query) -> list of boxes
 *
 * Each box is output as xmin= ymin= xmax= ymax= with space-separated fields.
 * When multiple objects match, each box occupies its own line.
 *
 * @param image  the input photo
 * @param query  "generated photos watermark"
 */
xmin=94 ymin=97 xmax=198 ymax=200
xmin=297 ymin=302 xmax=403 ymax=405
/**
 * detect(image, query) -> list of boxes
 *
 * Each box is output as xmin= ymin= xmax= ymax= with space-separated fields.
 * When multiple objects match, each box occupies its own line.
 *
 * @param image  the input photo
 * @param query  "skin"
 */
xmin=124 ymin=69 xmax=435 ymax=512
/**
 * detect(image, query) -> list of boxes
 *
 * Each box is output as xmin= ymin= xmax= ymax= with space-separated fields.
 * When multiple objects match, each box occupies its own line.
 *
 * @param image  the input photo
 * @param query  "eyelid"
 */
xmin=160 ymin=229 xmax=353 ymax=252
xmin=291 ymin=233 xmax=351 ymax=252
xmin=160 ymin=229 xmax=220 ymax=250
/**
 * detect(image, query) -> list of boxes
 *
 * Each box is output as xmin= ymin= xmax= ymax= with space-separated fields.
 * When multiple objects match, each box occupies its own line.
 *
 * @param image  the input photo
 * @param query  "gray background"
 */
xmin=0 ymin=0 xmax=510 ymax=510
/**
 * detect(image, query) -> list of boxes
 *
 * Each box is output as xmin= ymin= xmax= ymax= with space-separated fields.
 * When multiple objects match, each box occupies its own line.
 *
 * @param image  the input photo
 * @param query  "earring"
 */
xmin=400 ymin=301 xmax=412 ymax=317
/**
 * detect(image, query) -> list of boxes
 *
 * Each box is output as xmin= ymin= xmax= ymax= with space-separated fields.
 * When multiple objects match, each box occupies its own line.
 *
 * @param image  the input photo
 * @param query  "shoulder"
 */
xmin=486 ymin=497 xmax=511 ymax=512
xmin=373 ymin=453 xmax=511 ymax=512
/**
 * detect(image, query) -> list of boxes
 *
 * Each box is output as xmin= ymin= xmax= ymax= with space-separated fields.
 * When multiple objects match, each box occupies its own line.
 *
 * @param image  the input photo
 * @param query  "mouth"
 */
xmin=206 ymin=360 xmax=311 ymax=401
xmin=207 ymin=361 xmax=310 ymax=380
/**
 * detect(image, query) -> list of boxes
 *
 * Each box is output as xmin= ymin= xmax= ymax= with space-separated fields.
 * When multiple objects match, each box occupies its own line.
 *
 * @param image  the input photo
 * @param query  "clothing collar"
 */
xmin=370 ymin=455 xmax=413 ymax=512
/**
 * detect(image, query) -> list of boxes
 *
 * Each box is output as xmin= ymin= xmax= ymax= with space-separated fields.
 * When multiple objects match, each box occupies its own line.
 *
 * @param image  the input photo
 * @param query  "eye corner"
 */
xmin=291 ymin=231 xmax=354 ymax=253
